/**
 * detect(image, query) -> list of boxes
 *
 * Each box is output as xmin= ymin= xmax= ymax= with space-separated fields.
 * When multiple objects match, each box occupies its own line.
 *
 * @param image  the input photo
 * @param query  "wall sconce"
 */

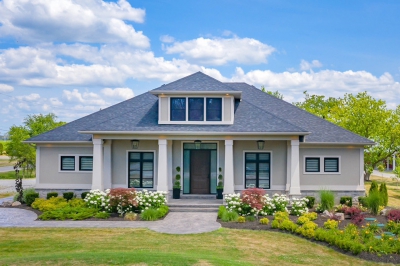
xmin=194 ymin=140 xmax=201 ymax=149
xmin=131 ymin=139 xmax=140 ymax=149
xmin=257 ymin=140 xmax=265 ymax=150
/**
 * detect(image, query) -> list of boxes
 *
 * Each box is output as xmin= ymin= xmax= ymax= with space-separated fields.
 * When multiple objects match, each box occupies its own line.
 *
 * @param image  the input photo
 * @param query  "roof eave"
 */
xmin=78 ymin=130 xmax=310 ymax=136
xmin=150 ymin=90 xmax=242 ymax=99
xmin=23 ymin=141 xmax=92 ymax=144
xmin=302 ymin=141 xmax=375 ymax=146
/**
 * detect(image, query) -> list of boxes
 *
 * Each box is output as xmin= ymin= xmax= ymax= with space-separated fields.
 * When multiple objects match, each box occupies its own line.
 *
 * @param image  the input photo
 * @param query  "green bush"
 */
xmin=305 ymin=196 xmax=315 ymax=209
xmin=81 ymin=192 xmax=89 ymax=199
xmin=22 ymin=188 xmax=37 ymax=203
xmin=366 ymin=191 xmax=381 ymax=215
xmin=68 ymin=198 xmax=86 ymax=208
xmin=221 ymin=211 xmax=239 ymax=222
xmin=379 ymin=183 xmax=388 ymax=207
xmin=141 ymin=208 xmax=159 ymax=221
xmin=369 ymin=181 xmax=379 ymax=194
xmin=319 ymin=190 xmax=335 ymax=211
xmin=46 ymin=192 xmax=58 ymax=199
xmin=245 ymin=216 xmax=256 ymax=222
xmin=94 ymin=212 xmax=110 ymax=219
xmin=39 ymin=206 xmax=97 ymax=220
xmin=218 ymin=206 xmax=227 ymax=219
xmin=358 ymin=196 xmax=368 ymax=207
xmin=25 ymin=192 xmax=39 ymax=206
xmin=339 ymin=196 xmax=352 ymax=207
xmin=259 ymin=217 xmax=269 ymax=225
xmin=32 ymin=197 xmax=67 ymax=212
xmin=238 ymin=216 xmax=246 ymax=223
xmin=157 ymin=205 xmax=169 ymax=218
xmin=63 ymin=192 xmax=75 ymax=201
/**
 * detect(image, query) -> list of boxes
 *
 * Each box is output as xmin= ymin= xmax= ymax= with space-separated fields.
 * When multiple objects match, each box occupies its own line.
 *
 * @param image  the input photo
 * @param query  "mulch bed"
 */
xmin=0 ymin=204 xmax=155 ymax=221
xmin=218 ymin=214 xmax=400 ymax=264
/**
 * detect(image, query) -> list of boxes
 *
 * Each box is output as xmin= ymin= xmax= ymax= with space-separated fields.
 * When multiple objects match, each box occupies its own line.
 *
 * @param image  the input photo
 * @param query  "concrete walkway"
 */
xmin=0 ymin=203 xmax=220 ymax=234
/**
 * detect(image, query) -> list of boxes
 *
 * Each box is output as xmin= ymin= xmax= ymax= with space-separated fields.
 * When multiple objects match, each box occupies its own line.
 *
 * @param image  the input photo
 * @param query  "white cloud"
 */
xmin=0 ymin=0 xmax=148 ymax=47
xmin=0 ymin=84 xmax=13 ymax=92
xmin=16 ymin=93 xmax=40 ymax=101
xmin=63 ymin=89 xmax=106 ymax=106
xmin=300 ymin=60 xmax=323 ymax=71
xmin=101 ymin=87 xmax=134 ymax=100
xmin=160 ymin=35 xmax=175 ymax=43
xmin=164 ymin=36 xmax=276 ymax=65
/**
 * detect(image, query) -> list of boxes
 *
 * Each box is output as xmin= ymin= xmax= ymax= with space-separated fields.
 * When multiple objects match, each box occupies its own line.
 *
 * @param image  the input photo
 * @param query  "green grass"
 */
xmin=0 ymin=140 xmax=8 ymax=155
xmin=0 ymin=170 xmax=35 ymax=179
xmin=0 ymin=192 xmax=14 ymax=199
xmin=0 ymin=228 xmax=382 ymax=265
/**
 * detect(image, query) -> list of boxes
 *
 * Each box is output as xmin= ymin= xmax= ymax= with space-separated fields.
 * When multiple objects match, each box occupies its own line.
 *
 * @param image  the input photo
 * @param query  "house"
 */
xmin=26 ymin=72 xmax=374 ymax=198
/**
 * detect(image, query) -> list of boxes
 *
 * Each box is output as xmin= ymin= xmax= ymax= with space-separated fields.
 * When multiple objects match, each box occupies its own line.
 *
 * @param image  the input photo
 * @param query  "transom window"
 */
xmin=245 ymin=152 xmax=270 ymax=189
xmin=304 ymin=156 xmax=340 ymax=173
xmin=170 ymin=97 xmax=222 ymax=122
xmin=128 ymin=152 xmax=154 ymax=188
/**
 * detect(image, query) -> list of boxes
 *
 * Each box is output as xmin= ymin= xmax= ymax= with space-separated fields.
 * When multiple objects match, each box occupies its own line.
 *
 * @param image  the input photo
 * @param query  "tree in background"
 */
xmin=261 ymin=86 xmax=284 ymax=100
xmin=294 ymin=91 xmax=400 ymax=180
xmin=6 ymin=113 xmax=65 ymax=178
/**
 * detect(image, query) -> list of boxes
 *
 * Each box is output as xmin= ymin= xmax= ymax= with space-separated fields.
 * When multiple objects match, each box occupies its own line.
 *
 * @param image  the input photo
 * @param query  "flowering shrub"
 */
xmin=84 ymin=189 xmax=111 ymax=212
xmin=344 ymin=206 xmax=362 ymax=217
xmin=262 ymin=194 xmax=289 ymax=215
xmin=351 ymin=213 xmax=365 ymax=226
xmin=387 ymin=209 xmax=400 ymax=222
xmin=290 ymin=197 xmax=309 ymax=216
xmin=225 ymin=193 xmax=252 ymax=216
xmin=137 ymin=190 xmax=167 ymax=211
xmin=324 ymin=219 xmax=339 ymax=229
xmin=109 ymin=188 xmax=138 ymax=215
xmin=241 ymin=188 xmax=265 ymax=210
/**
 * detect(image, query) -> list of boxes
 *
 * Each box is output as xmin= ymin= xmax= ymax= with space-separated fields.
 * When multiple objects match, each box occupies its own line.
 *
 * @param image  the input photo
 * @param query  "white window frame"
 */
xmin=59 ymin=154 xmax=93 ymax=173
xmin=166 ymin=96 xmax=231 ymax=124
xmin=303 ymin=155 xmax=341 ymax=175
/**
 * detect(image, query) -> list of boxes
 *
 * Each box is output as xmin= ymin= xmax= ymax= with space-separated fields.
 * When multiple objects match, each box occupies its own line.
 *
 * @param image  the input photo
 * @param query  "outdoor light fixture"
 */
xmin=131 ymin=139 xmax=140 ymax=149
xmin=194 ymin=140 xmax=201 ymax=149
xmin=257 ymin=140 xmax=265 ymax=150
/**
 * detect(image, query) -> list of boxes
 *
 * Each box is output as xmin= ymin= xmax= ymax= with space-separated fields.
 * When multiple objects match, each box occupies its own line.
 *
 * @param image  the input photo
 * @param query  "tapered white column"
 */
xmin=157 ymin=139 xmax=169 ymax=192
xmin=103 ymin=140 xmax=112 ymax=189
xmin=289 ymin=139 xmax=301 ymax=195
xmin=224 ymin=139 xmax=235 ymax=195
xmin=286 ymin=141 xmax=291 ymax=192
xmin=92 ymin=139 xmax=104 ymax=190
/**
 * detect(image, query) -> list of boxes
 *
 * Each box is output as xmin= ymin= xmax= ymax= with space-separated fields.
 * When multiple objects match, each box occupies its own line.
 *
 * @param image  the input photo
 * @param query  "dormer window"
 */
xmin=170 ymin=97 xmax=222 ymax=122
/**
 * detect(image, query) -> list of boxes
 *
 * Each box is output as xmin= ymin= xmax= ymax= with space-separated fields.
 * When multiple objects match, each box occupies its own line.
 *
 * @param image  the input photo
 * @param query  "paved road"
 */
xmin=0 ymin=178 xmax=36 ymax=193
xmin=372 ymin=170 xmax=396 ymax=179
xmin=0 ymin=206 xmax=220 ymax=234
xmin=0 ymin=166 xmax=14 ymax=173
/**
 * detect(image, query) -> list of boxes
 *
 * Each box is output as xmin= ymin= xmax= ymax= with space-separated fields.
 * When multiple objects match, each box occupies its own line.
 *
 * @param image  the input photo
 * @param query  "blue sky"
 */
xmin=0 ymin=0 xmax=399 ymax=135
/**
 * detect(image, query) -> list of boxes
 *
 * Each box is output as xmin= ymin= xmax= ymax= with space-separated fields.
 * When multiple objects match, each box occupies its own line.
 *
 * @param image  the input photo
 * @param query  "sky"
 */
xmin=0 ymin=0 xmax=399 ymax=135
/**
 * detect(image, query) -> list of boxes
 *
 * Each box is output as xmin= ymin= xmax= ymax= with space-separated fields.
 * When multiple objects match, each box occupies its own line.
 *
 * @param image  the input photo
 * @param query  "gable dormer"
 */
xmin=150 ymin=72 xmax=241 ymax=125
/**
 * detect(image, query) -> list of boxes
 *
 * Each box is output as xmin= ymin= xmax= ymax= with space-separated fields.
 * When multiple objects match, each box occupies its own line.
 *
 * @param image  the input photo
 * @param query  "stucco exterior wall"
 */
xmin=233 ymin=140 xmax=287 ymax=190
xmin=111 ymin=140 xmax=159 ymax=187
xmin=37 ymin=145 xmax=93 ymax=189
xmin=299 ymin=147 xmax=362 ymax=189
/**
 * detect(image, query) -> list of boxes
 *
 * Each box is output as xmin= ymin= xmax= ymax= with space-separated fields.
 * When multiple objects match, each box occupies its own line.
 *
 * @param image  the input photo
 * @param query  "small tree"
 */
xmin=379 ymin=183 xmax=389 ymax=207
xmin=369 ymin=181 xmax=379 ymax=194
xmin=377 ymin=164 xmax=385 ymax=177
xmin=14 ymin=160 xmax=24 ymax=202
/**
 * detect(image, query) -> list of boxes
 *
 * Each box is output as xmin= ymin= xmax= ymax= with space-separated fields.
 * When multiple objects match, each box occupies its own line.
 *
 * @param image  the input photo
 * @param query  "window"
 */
xmin=170 ymin=98 xmax=186 ymax=121
xmin=305 ymin=158 xmax=320 ymax=172
xmin=79 ymin=156 xmax=93 ymax=171
xmin=61 ymin=156 xmax=75 ymax=171
xmin=245 ymin=153 xmax=270 ymax=189
xmin=304 ymin=156 xmax=340 ymax=174
xmin=324 ymin=158 xmax=339 ymax=172
xmin=188 ymin=98 xmax=204 ymax=121
xmin=128 ymin=152 xmax=154 ymax=188
xmin=206 ymin=98 xmax=222 ymax=121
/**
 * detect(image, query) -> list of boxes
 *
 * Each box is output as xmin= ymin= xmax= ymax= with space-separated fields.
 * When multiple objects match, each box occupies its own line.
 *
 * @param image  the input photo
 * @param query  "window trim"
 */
xmin=126 ymin=150 xmax=156 ymax=189
xmin=188 ymin=97 xmax=204 ymax=121
xmin=206 ymin=97 xmax=222 ymax=121
xmin=170 ymin=97 xmax=186 ymax=121
xmin=242 ymin=150 xmax=273 ymax=189
xmin=167 ymin=96 xmax=227 ymax=124
xmin=59 ymin=154 xmax=93 ymax=173
xmin=303 ymin=155 xmax=341 ymax=175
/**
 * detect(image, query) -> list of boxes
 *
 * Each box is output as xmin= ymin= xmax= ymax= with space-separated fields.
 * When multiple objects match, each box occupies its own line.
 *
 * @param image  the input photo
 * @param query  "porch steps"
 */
xmin=167 ymin=197 xmax=223 ymax=212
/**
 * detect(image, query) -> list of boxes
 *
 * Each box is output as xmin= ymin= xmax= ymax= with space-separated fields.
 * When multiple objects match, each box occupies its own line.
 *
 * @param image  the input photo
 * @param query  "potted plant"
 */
xmin=216 ymin=167 xmax=223 ymax=199
xmin=173 ymin=166 xmax=181 ymax=199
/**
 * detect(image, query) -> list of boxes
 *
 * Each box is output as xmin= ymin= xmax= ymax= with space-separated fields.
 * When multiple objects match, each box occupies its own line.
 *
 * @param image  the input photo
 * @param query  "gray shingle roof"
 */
xmin=27 ymin=72 xmax=373 ymax=144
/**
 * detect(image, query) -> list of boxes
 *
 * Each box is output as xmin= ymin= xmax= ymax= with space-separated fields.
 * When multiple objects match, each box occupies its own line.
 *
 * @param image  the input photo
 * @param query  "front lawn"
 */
xmin=0 ymin=228 xmax=380 ymax=265
xmin=0 ymin=170 xmax=35 ymax=179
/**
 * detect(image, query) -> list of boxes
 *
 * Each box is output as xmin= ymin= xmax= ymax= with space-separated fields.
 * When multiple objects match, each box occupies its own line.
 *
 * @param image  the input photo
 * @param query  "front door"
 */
xmin=190 ymin=150 xmax=210 ymax=194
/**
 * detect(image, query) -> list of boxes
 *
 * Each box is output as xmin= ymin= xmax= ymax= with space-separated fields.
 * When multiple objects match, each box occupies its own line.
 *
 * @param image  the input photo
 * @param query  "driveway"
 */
xmin=0 ymin=166 xmax=14 ymax=173
xmin=0 ymin=178 xmax=36 ymax=193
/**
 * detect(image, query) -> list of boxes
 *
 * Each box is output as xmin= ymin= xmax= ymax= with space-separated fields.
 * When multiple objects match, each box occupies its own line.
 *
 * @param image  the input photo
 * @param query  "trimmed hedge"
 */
xmin=46 ymin=192 xmax=58 ymax=199
xmin=63 ymin=192 xmax=75 ymax=201
xmin=81 ymin=192 xmax=89 ymax=199
xmin=305 ymin=196 xmax=315 ymax=209
xmin=25 ymin=192 xmax=39 ymax=206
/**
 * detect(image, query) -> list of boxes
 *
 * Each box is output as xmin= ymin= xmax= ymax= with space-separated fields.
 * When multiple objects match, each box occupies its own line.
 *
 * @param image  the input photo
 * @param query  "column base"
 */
xmin=289 ymin=186 xmax=301 ymax=196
